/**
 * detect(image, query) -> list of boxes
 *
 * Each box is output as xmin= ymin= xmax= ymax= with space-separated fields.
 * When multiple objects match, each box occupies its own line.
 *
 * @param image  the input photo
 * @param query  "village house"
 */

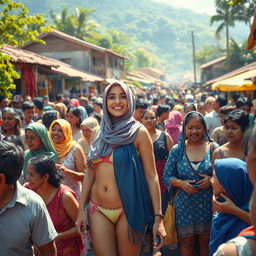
xmin=21 ymin=29 xmax=127 ymax=96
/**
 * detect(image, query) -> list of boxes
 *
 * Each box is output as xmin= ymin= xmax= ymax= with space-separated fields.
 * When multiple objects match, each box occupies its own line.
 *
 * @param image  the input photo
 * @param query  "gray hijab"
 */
xmin=88 ymin=81 xmax=142 ymax=161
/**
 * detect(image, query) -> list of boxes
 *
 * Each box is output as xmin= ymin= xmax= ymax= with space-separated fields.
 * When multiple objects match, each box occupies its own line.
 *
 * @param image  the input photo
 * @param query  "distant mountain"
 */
xmin=19 ymin=0 xmax=249 ymax=76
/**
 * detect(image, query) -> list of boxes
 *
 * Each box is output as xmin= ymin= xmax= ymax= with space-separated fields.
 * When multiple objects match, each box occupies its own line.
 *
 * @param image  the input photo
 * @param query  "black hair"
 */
xmin=85 ymin=104 xmax=95 ymax=116
xmin=236 ymin=96 xmax=253 ymax=108
xmin=219 ymin=105 xmax=236 ymax=115
xmin=136 ymin=93 xmax=145 ymax=99
xmin=67 ymin=106 xmax=82 ymax=128
xmin=28 ymin=155 xmax=62 ymax=188
xmin=231 ymin=93 xmax=239 ymax=103
xmin=183 ymin=111 xmax=208 ymax=137
xmin=152 ymin=97 xmax=160 ymax=105
xmin=0 ymin=95 xmax=7 ymax=102
xmin=142 ymin=108 xmax=157 ymax=118
xmin=156 ymin=104 xmax=170 ymax=117
xmin=42 ymin=110 xmax=59 ymax=130
xmin=0 ymin=140 xmax=24 ymax=184
xmin=22 ymin=101 xmax=34 ymax=111
xmin=56 ymin=93 xmax=63 ymax=102
xmin=216 ymin=94 xmax=227 ymax=108
xmin=135 ymin=98 xmax=149 ymax=110
xmin=93 ymin=112 xmax=102 ymax=124
xmin=184 ymin=103 xmax=197 ymax=113
xmin=3 ymin=135 xmax=25 ymax=152
xmin=224 ymin=109 xmax=249 ymax=132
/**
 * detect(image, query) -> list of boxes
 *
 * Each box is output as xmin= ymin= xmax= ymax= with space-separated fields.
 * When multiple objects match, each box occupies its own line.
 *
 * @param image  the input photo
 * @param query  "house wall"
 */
xmin=23 ymin=34 xmax=125 ymax=79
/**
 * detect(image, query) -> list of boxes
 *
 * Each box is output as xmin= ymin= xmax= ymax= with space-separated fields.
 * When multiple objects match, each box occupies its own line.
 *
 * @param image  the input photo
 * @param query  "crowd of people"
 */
xmin=0 ymin=83 xmax=256 ymax=256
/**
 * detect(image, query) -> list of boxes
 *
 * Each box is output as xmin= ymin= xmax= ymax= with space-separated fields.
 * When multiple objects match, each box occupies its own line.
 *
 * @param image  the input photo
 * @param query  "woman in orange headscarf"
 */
xmin=49 ymin=119 xmax=86 ymax=199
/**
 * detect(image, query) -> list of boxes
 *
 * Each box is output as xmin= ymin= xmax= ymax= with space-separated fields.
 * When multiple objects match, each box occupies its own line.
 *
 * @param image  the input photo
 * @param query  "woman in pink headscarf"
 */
xmin=165 ymin=111 xmax=182 ymax=145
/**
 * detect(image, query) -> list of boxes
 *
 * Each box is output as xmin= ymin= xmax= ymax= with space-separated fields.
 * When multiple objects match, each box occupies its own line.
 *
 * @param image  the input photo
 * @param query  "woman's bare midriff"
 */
xmin=90 ymin=162 xmax=122 ymax=209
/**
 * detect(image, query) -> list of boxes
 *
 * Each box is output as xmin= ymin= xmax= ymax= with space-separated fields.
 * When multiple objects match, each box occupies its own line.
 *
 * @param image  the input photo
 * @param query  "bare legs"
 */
xmin=179 ymin=233 xmax=210 ymax=256
xmin=89 ymin=210 xmax=141 ymax=256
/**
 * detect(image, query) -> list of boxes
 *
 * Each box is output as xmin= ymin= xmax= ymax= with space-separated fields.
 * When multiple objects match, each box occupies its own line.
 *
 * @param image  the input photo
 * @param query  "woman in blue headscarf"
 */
xmin=209 ymin=158 xmax=253 ymax=255
xmin=76 ymin=81 xmax=166 ymax=256
xmin=163 ymin=111 xmax=219 ymax=256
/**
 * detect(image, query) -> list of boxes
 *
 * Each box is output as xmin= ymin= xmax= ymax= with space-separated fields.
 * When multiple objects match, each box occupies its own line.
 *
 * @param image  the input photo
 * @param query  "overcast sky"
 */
xmin=155 ymin=0 xmax=216 ymax=15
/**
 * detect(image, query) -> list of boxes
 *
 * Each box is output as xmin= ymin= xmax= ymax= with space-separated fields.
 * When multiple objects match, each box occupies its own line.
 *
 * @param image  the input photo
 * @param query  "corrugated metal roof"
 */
xmin=1 ymin=44 xmax=104 ymax=82
xmin=1 ymin=44 xmax=59 ymax=68
xmin=200 ymin=56 xmax=227 ymax=69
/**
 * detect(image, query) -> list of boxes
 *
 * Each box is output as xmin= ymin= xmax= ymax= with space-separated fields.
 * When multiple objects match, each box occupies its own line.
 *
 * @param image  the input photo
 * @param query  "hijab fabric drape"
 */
xmin=209 ymin=158 xmax=253 ymax=255
xmin=88 ymin=81 xmax=142 ymax=161
xmin=23 ymin=123 xmax=58 ymax=180
xmin=78 ymin=117 xmax=99 ymax=157
xmin=49 ymin=119 xmax=77 ymax=163
xmin=165 ymin=111 xmax=182 ymax=144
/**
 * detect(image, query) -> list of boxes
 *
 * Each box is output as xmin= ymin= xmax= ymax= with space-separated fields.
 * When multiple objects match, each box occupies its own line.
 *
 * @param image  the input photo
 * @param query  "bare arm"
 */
xmin=165 ymin=132 xmax=173 ymax=152
xmin=135 ymin=126 xmax=166 ymax=249
xmin=56 ymin=145 xmax=86 ymax=181
xmin=55 ymin=191 xmax=80 ymax=242
xmin=212 ymin=147 xmax=222 ymax=167
xmin=76 ymin=168 xmax=95 ymax=235
xmin=37 ymin=241 xmax=56 ymax=256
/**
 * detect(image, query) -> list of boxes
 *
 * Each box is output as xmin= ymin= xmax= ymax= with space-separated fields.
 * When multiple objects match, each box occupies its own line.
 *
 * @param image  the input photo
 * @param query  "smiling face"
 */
xmin=224 ymin=120 xmax=244 ymax=143
xmin=185 ymin=116 xmax=205 ymax=142
xmin=50 ymin=123 xmax=65 ymax=143
xmin=25 ymin=130 xmax=42 ymax=150
xmin=106 ymin=85 xmax=128 ymax=117
xmin=141 ymin=111 xmax=157 ymax=130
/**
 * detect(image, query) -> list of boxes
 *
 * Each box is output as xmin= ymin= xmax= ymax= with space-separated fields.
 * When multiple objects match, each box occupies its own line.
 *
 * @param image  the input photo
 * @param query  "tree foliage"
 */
xmin=195 ymin=45 xmax=224 ymax=65
xmin=210 ymin=0 xmax=248 ymax=56
xmin=50 ymin=7 xmax=99 ymax=40
xmin=0 ymin=0 xmax=50 ymax=97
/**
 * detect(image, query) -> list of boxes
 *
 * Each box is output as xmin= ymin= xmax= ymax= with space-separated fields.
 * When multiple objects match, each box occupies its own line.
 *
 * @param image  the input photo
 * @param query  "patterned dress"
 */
xmin=62 ymin=144 xmax=81 ymax=200
xmin=163 ymin=143 xmax=214 ymax=238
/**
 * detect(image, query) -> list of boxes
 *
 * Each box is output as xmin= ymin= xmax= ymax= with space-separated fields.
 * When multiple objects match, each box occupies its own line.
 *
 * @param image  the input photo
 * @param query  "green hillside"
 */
xmin=19 ymin=0 xmax=243 ymax=75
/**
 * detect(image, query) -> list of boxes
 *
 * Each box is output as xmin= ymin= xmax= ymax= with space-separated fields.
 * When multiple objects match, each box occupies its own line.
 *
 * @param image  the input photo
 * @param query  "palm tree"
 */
xmin=226 ymin=38 xmax=256 ymax=69
xmin=50 ymin=8 xmax=98 ymax=40
xmin=210 ymin=0 xmax=248 ymax=56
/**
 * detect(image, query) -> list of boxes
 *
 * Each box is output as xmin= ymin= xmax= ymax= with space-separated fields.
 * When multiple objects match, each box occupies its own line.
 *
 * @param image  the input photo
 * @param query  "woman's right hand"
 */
xmin=76 ymin=209 xmax=87 ymax=236
xmin=180 ymin=180 xmax=198 ymax=194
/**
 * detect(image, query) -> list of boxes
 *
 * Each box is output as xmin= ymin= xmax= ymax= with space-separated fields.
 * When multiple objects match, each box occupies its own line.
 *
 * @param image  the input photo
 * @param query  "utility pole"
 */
xmin=191 ymin=31 xmax=197 ymax=85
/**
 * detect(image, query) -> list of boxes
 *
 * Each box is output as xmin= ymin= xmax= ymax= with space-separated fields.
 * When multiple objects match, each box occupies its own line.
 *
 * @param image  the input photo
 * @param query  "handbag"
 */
xmin=163 ymin=189 xmax=178 ymax=245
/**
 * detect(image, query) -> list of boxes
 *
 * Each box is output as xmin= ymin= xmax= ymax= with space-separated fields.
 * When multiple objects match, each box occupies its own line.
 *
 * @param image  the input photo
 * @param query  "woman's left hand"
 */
xmin=153 ymin=218 xmax=166 ymax=250
xmin=197 ymin=174 xmax=211 ymax=189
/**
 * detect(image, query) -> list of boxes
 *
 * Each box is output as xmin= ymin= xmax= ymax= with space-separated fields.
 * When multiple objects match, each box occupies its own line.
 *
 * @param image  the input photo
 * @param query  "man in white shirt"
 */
xmin=0 ymin=140 xmax=58 ymax=256
xmin=205 ymin=95 xmax=227 ymax=136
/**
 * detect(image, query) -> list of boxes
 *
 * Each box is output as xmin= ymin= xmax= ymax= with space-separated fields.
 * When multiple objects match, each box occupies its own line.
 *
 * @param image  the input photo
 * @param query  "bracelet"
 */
xmin=154 ymin=214 xmax=164 ymax=219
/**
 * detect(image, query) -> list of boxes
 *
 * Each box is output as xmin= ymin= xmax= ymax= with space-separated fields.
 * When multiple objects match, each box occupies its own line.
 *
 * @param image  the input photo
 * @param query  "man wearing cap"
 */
xmin=12 ymin=95 xmax=24 ymax=109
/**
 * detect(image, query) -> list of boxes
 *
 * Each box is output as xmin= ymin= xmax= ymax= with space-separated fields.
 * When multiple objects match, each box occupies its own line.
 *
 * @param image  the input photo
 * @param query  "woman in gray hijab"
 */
xmin=76 ymin=81 xmax=166 ymax=256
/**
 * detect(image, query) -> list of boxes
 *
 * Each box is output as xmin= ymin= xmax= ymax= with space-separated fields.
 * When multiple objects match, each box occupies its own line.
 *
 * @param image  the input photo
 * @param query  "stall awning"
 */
xmin=212 ymin=70 xmax=256 ymax=91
